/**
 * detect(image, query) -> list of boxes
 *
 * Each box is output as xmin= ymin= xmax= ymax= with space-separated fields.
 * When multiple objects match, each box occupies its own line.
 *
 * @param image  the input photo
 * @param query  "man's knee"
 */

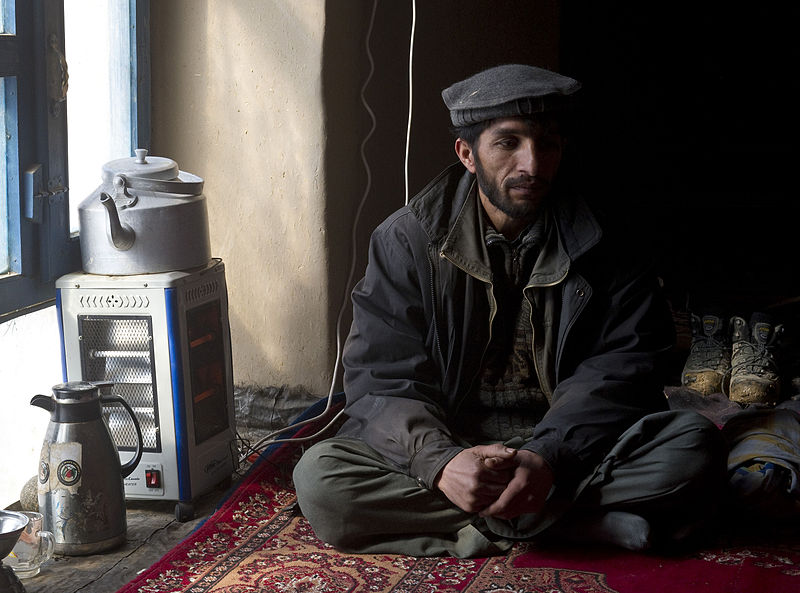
xmin=600 ymin=410 xmax=727 ymax=501
xmin=293 ymin=440 xmax=359 ymax=546
xmin=666 ymin=411 xmax=727 ymax=475
xmin=639 ymin=410 xmax=727 ymax=496
xmin=293 ymin=440 xmax=348 ymax=508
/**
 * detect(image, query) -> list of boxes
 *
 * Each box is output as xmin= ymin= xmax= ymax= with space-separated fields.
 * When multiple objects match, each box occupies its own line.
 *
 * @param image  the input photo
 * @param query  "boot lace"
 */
xmin=731 ymin=341 xmax=778 ymax=377
xmin=687 ymin=336 xmax=729 ymax=370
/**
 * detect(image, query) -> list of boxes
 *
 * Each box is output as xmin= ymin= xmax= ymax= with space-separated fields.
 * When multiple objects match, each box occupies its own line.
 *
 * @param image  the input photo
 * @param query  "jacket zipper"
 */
xmin=526 ymin=290 xmax=547 ymax=400
xmin=557 ymin=276 xmax=591 ymax=376
xmin=427 ymin=244 xmax=446 ymax=367
xmin=439 ymin=249 xmax=496 ymax=413
xmin=525 ymin=269 xmax=569 ymax=400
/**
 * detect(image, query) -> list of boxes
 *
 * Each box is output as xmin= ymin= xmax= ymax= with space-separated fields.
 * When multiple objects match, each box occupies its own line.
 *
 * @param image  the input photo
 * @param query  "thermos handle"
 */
xmin=101 ymin=394 xmax=144 ymax=479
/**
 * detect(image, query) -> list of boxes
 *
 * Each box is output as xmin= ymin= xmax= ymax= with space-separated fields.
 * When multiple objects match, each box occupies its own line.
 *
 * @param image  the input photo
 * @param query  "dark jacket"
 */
xmin=339 ymin=163 xmax=674 ymax=494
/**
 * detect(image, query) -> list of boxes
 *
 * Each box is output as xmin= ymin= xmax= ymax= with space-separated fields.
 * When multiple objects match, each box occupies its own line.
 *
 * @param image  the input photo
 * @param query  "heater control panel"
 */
xmin=125 ymin=462 xmax=165 ymax=496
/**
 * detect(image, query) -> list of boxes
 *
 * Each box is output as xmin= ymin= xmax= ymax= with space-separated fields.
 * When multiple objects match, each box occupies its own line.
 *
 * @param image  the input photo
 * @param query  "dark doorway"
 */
xmin=560 ymin=4 xmax=799 ymax=314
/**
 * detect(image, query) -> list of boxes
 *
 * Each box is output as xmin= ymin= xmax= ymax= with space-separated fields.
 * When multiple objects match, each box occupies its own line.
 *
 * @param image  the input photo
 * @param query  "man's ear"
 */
xmin=455 ymin=138 xmax=477 ymax=174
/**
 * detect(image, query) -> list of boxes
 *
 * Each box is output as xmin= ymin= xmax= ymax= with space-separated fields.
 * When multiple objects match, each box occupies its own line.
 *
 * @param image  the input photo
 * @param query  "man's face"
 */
xmin=463 ymin=117 xmax=564 ymax=225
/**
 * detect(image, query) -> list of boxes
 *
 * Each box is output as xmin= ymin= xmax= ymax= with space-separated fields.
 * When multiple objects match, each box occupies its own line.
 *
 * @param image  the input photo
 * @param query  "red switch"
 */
xmin=145 ymin=469 xmax=161 ymax=488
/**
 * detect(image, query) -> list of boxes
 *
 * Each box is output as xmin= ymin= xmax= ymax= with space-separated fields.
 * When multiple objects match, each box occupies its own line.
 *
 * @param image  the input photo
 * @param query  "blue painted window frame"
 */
xmin=0 ymin=0 xmax=149 ymax=322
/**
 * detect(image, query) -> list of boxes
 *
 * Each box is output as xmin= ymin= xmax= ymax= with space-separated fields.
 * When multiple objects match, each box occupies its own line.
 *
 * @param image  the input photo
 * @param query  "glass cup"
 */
xmin=4 ymin=511 xmax=54 ymax=578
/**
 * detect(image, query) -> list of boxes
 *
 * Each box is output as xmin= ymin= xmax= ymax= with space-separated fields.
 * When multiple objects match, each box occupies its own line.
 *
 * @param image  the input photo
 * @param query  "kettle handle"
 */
xmin=101 ymin=394 xmax=144 ymax=479
xmin=114 ymin=172 xmax=204 ymax=196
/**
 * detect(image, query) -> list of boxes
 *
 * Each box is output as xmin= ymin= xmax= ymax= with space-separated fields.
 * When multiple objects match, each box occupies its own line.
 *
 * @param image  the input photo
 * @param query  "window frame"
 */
xmin=0 ymin=0 xmax=149 ymax=323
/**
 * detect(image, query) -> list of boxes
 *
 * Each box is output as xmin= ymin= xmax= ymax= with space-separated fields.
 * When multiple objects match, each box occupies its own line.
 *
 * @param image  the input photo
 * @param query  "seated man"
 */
xmin=294 ymin=64 xmax=727 ymax=558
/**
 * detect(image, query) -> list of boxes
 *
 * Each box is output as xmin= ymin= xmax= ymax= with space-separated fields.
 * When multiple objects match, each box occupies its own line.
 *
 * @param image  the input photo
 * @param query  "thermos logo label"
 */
xmin=39 ymin=461 xmax=50 ymax=484
xmin=57 ymin=460 xmax=82 ymax=486
xmin=44 ymin=441 xmax=82 ymax=493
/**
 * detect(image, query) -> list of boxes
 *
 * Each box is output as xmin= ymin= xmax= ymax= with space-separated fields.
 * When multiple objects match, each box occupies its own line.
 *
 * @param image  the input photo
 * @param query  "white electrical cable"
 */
xmin=243 ymin=0 xmax=381 ymax=456
xmin=404 ymin=0 xmax=416 ymax=205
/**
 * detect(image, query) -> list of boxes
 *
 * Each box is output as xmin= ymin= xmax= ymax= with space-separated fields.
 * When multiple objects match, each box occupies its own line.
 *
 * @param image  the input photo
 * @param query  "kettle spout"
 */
xmin=100 ymin=192 xmax=136 ymax=251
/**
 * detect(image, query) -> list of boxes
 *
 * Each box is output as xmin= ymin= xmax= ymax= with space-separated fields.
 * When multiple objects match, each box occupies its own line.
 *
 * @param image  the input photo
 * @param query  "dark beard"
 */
xmin=474 ymin=155 xmax=547 ymax=221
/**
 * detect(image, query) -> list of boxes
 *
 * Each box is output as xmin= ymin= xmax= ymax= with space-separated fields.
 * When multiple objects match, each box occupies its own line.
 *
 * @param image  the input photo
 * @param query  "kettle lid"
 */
xmin=99 ymin=148 xmax=203 ymax=196
xmin=52 ymin=381 xmax=100 ymax=403
xmin=101 ymin=148 xmax=179 ymax=184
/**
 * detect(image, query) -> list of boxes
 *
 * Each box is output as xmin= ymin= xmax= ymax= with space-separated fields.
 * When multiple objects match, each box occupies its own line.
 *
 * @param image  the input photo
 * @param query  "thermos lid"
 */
xmin=52 ymin=381 xmax=100 ymax=403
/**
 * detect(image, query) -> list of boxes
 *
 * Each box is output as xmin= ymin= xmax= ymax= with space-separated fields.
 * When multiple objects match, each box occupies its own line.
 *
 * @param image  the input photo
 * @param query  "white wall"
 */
xmin=151 ymin=2 xmax=333 ymax=395
xmin=0 ymin=308 xmax=62 ymax=506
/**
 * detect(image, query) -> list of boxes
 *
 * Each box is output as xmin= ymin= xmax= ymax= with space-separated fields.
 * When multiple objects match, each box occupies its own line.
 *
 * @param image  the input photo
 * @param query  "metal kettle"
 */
xmin=31 ymin=382 xmax=143 ymax=555
xmin=77 ymin=148 xmax=212 ymax=275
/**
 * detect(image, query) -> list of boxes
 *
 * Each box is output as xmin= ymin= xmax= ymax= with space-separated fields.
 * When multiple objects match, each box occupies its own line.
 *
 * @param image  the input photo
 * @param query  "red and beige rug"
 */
xmin=117 ymin=399 xmax=800 ymax=593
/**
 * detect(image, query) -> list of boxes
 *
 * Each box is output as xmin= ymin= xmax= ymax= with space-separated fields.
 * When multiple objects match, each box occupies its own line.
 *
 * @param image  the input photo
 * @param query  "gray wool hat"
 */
xmin=442 ymin=64 xmax=581 ymax=127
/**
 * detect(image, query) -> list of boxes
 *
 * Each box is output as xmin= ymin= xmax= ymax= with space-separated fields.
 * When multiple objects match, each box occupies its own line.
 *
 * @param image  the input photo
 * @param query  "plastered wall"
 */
xmin=150 ymin=1 xmax=333 ymax=394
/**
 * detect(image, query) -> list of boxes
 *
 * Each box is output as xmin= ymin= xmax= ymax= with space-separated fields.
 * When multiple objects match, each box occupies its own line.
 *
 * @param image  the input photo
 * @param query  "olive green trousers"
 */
xmin=293 ymin=409 xmax=727 ymax=557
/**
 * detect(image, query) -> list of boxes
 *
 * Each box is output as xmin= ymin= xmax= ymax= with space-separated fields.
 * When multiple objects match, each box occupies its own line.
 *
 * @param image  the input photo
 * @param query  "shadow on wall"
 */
xmin=321 ymin=0 xmax=562 ymax=392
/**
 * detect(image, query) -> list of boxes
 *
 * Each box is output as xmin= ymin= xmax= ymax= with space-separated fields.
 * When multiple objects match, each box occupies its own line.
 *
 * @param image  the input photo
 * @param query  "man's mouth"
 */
xmin=507 ymin=182 xmax=548 ymax=195
xmin=506 ymin=177 xmax=549 ymax=193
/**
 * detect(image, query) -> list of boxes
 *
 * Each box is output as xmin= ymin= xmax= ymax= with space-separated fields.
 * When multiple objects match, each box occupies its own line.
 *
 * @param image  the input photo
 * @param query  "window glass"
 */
xmin=1 ymin=0 xmax=14 ymax=275
xmin=0 ymin=1 xmax=11 ymax=33
xmin=64 ymin=0 xmax=132 ymax=232
xmin=1 ymin=77 xmax=8 ymax=275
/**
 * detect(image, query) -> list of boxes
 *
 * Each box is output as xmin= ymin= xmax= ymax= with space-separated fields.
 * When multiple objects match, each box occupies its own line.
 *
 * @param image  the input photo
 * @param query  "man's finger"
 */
xmin=483 ymin=455 xmax=517 ymax=470
xmin=474 ymin=444 xmax=517 ymax=459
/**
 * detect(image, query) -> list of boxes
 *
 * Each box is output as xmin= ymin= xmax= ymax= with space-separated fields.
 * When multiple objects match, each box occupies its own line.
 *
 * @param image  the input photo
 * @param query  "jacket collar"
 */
xmin=438 ymin=168 xmax=603 ymax=284
xmin=439 ymin=180 xmax=493 ymax=282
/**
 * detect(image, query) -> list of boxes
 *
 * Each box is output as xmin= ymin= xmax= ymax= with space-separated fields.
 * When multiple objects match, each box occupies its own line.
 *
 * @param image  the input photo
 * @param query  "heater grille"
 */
xmin=78 ymin=315 xmax=161 ymax=452
xmin=185 ymin=280 xmax=219 ymax=305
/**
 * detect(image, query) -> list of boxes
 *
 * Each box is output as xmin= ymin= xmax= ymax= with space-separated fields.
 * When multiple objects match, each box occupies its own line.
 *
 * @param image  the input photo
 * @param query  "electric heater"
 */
xmin=55 ymin=259 xmax=237 ymax=520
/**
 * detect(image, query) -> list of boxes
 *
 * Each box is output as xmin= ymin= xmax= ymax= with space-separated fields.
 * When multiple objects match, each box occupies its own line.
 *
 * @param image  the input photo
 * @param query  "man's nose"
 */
xmin=516 ymin=141 xmax=539 ymax=175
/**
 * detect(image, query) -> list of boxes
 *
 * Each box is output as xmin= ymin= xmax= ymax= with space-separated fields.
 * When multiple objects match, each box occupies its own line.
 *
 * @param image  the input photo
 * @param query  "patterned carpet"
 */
xmin=116 ymin=396 xmax=800 ymax=593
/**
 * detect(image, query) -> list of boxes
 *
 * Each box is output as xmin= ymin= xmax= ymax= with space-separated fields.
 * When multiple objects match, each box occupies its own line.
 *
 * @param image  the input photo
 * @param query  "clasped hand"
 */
xmin=435 ymin=444 xmax=553 ymax=520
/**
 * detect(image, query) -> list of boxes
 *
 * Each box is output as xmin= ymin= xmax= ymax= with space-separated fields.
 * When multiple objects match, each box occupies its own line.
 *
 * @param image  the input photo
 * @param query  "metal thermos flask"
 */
xmin=31 ymin=382 xmax=143 ymax=555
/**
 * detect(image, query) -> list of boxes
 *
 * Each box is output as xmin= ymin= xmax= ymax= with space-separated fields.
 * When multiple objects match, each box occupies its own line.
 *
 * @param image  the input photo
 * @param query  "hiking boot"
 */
xmin=729 ymin=313 xmax=784 ymax=405
xmin=681 ymin=313 xmax=731 ymax=395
